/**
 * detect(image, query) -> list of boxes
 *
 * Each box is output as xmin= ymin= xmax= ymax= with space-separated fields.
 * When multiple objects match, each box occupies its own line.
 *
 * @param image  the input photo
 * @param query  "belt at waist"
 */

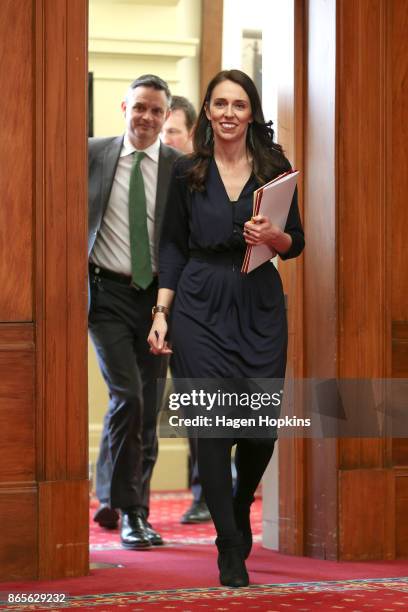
xmin=189 ymin=249 xmax=244 ymax=268
xmin=89 ymin=263 xmax=158 ymax=289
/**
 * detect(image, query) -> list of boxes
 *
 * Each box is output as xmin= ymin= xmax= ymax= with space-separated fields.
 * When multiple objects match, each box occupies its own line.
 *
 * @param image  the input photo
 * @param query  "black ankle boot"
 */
xmin=215 ymin=535 xmax=249 ymax=588
xmin=233 ymin=499 xmax=252 ymax=560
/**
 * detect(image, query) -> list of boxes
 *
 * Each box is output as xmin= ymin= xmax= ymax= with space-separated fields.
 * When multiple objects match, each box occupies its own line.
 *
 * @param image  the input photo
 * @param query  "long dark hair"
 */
xmin=185 ymin=69 xmax=289 ymax=191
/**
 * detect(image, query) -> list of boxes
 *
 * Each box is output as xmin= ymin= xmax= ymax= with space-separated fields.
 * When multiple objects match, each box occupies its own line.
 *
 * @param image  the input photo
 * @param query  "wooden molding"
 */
xmin=278 ymin=0 xmax=306 ymax=557
xmin=34 ymin=0 xmax=89 ymax=579
xmin=200 ymin=0 xmax=223 ymax=100
xmin=337 ymin=0 xmax=390 ymax=380
xmin=336 ymin=0 xmax=391 ymax=472
xmin=390 ymin=1 xmax=408 ymax=322
xmin=94 ymin=0 xmax=180 ymax=5
xmin=35 ymin=0 xmax=88 ymax=484
xmin=89 ymin=36 xmax=199 ymax=59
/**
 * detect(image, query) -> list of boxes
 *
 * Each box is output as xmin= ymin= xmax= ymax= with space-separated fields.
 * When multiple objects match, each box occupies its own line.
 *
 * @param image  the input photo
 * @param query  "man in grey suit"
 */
xmin=88 ymin=74 xmax=181 ymax=550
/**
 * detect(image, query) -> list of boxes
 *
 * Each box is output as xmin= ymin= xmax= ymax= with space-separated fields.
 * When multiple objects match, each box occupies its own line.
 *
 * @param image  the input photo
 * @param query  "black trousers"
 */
xmin=88 ymin=272 xmax=167 ymax=514
xmin=197 ymin=437 xmax=276 ymax=537
xmin=188 ymin=437 xmax=204 ymax=503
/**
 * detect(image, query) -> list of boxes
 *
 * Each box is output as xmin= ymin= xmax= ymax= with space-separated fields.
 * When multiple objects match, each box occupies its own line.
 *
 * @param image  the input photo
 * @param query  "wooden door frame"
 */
xmin=0 ymin=0 xmax=89 ymax=580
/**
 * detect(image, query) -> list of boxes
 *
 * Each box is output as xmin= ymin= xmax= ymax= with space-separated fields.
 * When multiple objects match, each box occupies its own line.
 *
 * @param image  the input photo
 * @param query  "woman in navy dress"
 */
xmin=148 ymin=70 xmax=304 ymax=587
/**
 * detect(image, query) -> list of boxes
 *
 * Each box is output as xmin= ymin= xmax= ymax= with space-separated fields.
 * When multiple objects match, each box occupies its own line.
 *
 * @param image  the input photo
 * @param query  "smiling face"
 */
xmin=121 ymin=85 xmax=170 ymax=149
xmin=205 ymin=79 xmax=253 ymax=146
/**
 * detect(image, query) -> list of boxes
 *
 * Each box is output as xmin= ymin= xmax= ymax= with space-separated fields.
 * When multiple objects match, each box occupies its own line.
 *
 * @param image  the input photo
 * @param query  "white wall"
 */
xmin=89 ymin=0 xmax=201 ymax=137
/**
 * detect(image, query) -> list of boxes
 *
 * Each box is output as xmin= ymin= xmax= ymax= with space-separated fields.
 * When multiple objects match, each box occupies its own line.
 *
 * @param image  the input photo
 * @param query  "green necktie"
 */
xmin=128 ymin=151 xmax=153 ymax=289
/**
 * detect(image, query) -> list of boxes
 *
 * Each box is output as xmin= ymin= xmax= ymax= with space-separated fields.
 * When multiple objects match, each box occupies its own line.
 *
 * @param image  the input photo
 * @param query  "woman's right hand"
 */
xmin=147 ymin=314 xmax=173 ymax=355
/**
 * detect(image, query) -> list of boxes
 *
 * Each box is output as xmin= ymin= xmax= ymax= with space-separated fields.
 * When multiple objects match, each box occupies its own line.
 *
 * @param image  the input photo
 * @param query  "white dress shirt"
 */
xmin=90 ymin=135 xmax=160 ymax=275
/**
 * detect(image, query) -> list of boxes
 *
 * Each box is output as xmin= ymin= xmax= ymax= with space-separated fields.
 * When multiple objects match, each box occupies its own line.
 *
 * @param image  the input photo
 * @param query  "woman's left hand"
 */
xmin=244 ymin=215 xmax=282 ymax=251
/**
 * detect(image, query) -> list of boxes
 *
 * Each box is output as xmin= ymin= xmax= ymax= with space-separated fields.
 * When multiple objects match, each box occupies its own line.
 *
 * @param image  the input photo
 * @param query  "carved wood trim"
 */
xmin=34 ymin=0 xmax=88 ymax=483
xmin=278 ymin=0 xmax=306 ymax=557
xmin=33 ymin=0 xmax=88 ymax=579
xmin=200 ymin=0 xmax=223 ymax=100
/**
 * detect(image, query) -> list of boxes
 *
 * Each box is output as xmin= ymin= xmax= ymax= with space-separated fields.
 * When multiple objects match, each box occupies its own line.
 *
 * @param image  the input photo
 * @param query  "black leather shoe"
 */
xmin=216 ymin=535 xmax=249 ymax=588
xmin=141 ymin=518 xmax=164 ymax=545
xmin=233 ymin=499 xmax=252 ymax=559
xmin=120 ymin=511 xmax=152 ymax=550
xmin=180 ymin=501 xmax=212 ymax=524
xmin=93 ymin=503 xmax=119 ymax=530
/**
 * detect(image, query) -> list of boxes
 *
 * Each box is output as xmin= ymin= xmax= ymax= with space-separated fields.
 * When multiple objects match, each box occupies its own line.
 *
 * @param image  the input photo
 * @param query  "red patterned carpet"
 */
xmin=2 ymin=579 xmax=408 ymax=611
xmin=89 ymin=492 xmax=263 ymax=550
xmin=1 ymin=492 xmax=408 ymax=611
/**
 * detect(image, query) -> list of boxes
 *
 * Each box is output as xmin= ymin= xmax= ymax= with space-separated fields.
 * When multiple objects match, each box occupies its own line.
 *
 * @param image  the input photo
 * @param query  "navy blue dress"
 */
xmin=159 ymin=157 xmax=304 ymax=380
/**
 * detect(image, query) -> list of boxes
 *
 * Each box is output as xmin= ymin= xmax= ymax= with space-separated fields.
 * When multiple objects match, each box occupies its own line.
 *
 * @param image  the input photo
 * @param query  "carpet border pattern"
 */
xmin=1 ymin=576 xmax=408 ymax=609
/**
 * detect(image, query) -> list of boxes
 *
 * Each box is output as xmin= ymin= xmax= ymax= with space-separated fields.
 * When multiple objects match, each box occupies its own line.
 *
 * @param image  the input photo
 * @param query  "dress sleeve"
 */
xmin=159 ymin=159 xmax=191 ymax=290
xmin=277 ymin=186 xmax=305 ymax=260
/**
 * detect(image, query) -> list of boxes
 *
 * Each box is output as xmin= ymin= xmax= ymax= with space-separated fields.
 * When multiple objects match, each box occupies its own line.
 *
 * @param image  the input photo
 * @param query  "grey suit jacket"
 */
xmin=88 ymin=135 xmax=182 ymax=266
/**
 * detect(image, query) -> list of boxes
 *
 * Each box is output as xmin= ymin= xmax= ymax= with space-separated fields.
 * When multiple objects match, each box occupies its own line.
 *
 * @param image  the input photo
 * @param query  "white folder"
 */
xmin=242 ymin=171 xmax=299 ymax=273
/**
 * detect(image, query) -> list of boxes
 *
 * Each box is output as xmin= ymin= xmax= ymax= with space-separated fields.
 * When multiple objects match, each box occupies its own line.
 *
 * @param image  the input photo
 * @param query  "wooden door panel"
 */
xmin=0 ymin=488 xmax=37 ymax=579
xmin=0 ymin=0 xmax=33 ymax=321
xmin=0 ymin=350 xmax=35 ymax=481
xmin=280 ymin=0 xmax=407 ymax=560
xmin=339 ymin=469 xmax=395 ymax=560
xmin=0 ymin=0 xmax=88 ymax=580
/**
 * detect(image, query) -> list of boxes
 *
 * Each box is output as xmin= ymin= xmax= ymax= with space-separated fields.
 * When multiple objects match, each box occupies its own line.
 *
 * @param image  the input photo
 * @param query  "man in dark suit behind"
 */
xmin=88 ymin=74 xmax=181 ymax=550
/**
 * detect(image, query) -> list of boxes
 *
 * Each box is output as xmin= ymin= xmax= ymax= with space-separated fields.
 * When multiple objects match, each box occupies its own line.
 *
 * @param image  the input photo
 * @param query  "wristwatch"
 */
xmin=152 ymin=305 xmax=169 ymax=320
